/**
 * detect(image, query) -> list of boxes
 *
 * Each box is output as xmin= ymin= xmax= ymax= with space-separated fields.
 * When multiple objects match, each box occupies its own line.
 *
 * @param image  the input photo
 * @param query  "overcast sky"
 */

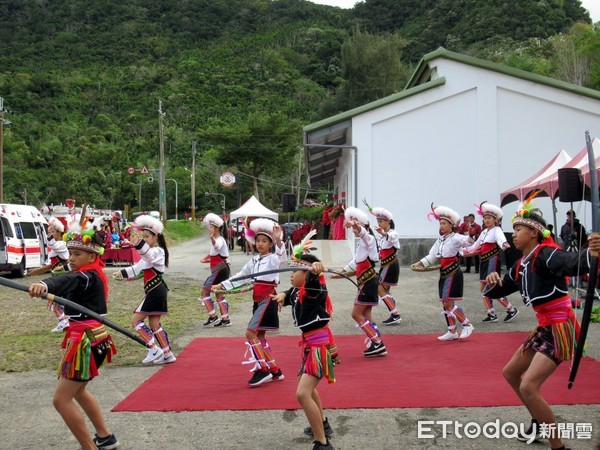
xmin=309 ymin=0 xmax=600 ymax=23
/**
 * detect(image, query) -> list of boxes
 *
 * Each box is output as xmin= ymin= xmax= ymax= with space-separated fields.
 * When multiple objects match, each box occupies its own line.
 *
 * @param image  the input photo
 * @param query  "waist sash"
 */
xmin=440 ymin=257 xmax=460 ymax=278
xmin=480 ymin=245 xmax=499 ymax=261
xmin=380 ymin=249 xmax=398 ymax=267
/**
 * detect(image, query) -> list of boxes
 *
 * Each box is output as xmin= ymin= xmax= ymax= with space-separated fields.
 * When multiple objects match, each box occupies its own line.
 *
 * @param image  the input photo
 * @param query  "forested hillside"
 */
xmin=0 ymin=0 xmax=597 ymax=215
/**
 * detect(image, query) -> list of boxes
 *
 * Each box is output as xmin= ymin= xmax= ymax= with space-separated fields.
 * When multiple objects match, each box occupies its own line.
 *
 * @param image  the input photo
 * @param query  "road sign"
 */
xmin=140 ymin=165 xmax=150 ymax=175
xmin=220 ymin=171 xmax=236 ymax=188
xmin=127 ymin=166 xmax=136 ymax=175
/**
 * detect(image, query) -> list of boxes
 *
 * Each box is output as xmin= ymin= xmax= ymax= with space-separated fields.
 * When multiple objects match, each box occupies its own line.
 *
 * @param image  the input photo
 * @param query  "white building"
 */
xmin=304 ymin=48 xmax=600 ymax=261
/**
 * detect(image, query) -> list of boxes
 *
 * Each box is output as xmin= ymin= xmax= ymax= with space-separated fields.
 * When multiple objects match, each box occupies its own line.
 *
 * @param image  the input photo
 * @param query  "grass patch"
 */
xmin=163 ymin=220 xmax=203 ymax=246
xmin=0 ymin=274 xmax=249 ymax=372
xmin=0 ymin=223 xmax=251 ymax=372
xmin=593 ymin=305 xmax=600 ymax=323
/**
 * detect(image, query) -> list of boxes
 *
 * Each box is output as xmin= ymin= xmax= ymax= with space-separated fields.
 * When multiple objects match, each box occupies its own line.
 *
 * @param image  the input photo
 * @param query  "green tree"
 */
xmin=200 ymin=111 xmax=301 ymax=203
xmin=318 ymin=28 xmax=411 ymax=117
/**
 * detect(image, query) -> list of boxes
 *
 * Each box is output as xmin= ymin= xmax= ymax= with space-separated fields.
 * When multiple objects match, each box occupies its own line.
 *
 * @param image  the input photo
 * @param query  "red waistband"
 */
xmin=533 ymin=296 xmax=574 ymax=326
xmin=210 ymin=255 xmax=227 ymax=269
xmin=379 ymin=248 xmax=395 ymax=259
xmin=440 ymin=257 xmax=458 ymax=269
xmin=356 ymin=259 xmax=372 ymax=277
xmin=481 ymin=243 xmax=497 ymax=253
xmin=252 ymin=281 xmax=276 ymax=302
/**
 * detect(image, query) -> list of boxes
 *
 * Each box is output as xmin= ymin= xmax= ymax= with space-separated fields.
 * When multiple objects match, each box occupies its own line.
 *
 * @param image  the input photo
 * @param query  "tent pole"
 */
xmin=552 ymin=197 xmax=558 ymax=239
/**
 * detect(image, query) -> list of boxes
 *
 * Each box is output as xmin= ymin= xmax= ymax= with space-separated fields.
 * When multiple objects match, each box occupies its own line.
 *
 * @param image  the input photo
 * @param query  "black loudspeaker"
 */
xmin=282 ymin=194 xmax=296 ymax=212
xmin=558 ymin=168 xmax=584 ymax=202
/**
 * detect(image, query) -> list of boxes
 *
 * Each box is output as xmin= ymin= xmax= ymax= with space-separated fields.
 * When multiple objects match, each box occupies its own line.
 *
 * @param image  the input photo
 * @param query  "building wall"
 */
xmin=336 ymin=57 xmax=600 ymax=244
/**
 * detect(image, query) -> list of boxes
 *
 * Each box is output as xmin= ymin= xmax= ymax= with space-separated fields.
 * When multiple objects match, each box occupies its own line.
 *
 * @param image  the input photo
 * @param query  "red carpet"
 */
xmin=113 ymin=332 xmax=600 ymax=412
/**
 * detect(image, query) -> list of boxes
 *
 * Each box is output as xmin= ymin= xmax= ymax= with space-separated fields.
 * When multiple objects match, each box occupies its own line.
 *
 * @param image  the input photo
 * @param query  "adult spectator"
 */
xmin=560 ymin=210 xmax=588 ymax=251
xmin=322 ymin=203 xmax=333 ymax=239
xmin=459 ymin=214 xmax=481 ymax=273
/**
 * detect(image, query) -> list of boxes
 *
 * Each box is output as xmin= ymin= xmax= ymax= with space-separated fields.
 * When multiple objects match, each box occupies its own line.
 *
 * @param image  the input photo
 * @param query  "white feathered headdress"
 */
xmin=476 ymin=201 xmax=503 ymax=221
xmin=246 ymin=218 xmax=276 ymax=245
xmin=203 ymin=212 xmax=224 ymax=228
xmin=135 ymin=215 xmax=164 ymax=235
xmin=344 ymin=206 xmax=369 ymax=225
xmin=428 ymin=203 xmax=461 ymax=227
xmin=48 ymin=217 xmax=65 ymax=233
xmin=371 ymin=207 xmax=393 ymax=221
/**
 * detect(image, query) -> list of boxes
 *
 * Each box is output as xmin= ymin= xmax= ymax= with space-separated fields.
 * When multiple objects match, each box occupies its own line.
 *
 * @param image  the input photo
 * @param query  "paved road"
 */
xmin=2 ymin=237 xmax=599 ymax=449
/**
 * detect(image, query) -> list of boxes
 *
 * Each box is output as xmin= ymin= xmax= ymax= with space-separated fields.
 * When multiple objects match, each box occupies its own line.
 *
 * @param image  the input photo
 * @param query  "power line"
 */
xmin=167 ymin=138 xmax=329 ymax=194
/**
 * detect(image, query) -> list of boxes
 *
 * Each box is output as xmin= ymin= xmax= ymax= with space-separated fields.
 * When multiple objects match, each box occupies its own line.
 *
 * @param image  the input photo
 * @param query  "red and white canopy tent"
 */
xmin=500 ymin=137 xmax=600 ymax=230
xmin=500 ymin=149 xmax=572 ymax=206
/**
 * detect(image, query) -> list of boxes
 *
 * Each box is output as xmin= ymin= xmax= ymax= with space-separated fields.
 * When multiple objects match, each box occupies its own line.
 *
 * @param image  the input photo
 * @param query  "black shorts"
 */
xmin=135 ymin=283 xmax=168 ymax=315
xmin=379 ymin=260 xmax=399 ymax=286
xmin=247 ymin=298 xmax=279 ymax=332
xmin=438 ymin=270 xmax=463 ymax=301
xmin=203 ymin=264 xmax=231 ymax=290
xmin=355 ymin=278 xmax=379 ymax=306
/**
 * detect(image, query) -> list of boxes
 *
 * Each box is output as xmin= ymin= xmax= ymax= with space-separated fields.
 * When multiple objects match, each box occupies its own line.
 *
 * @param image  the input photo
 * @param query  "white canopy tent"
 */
xmin=229 ymin=195 xmax=278 ymax=221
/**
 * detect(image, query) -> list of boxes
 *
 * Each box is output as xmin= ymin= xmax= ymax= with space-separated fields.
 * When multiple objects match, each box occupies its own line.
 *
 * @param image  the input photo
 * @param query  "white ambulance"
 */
xmin=0 ymin=204 xmax=49 ymax=277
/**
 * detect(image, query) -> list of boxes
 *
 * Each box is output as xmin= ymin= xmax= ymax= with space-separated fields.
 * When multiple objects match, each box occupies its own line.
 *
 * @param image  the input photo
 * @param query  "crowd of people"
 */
xmin=24 ymin=197 xmax=597 ymax=450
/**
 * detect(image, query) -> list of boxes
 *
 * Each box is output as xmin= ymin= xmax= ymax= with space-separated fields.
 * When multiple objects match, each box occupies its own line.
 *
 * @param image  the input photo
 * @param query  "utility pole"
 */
xmin=0 ymin=97 xmax=6 ymax=203
xmin=191 ymin=141 xmax=196 ymax=220
xmin=158 ymin=100 xmax=167 ymax=220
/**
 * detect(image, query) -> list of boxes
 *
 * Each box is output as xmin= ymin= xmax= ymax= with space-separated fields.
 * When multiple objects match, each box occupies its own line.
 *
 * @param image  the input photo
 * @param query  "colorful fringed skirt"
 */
xmin=58 ymin=320 xmax=117 ymax=381
xmin=523 ymin=297 xmax=580 ymax=365
xmin=299 ymin=327 xmax=336 ymax=383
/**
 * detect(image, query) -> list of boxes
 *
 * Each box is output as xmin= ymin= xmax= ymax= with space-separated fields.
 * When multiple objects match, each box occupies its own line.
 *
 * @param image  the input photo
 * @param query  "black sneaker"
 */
xmin=481 ymin=314 xmax=498 ymax=323
xmin=248 ymin=370 xmax=273 ymax=386
xmin=93 ymin=433 xmax=119 ymax=449
xmin=504 ymin=308 xmax=519 ymax=322
xmin=203 ymin=316 xmax=218 ymax=326
xmin=304 ymin=418 xmax=333 ymax=438
xmin=363 ymin=341 xmax=387 ymax=357
xmin=382 ymin=314 xmax=402 ymax=325
xmin=516 ymin=419 xmax=540 ymax=443
xmin=312 ymin=439 xmax=335 ymax=450
xmin=271 ymin=369 xmax=285 ymax=381
xmin=214 ymin=318 xmax=232 ymax=327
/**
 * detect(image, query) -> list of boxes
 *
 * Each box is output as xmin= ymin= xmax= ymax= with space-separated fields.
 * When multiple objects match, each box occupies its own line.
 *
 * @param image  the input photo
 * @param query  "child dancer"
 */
xmin=113 ymin=215 xmax=175 ymax=365
xmin=214 ymin=218 xmax=287 ymax=386
xmin=334 ymin=207 xmax=386 ymax=357
xmin=46 ymin=218 xmax=71 ymax=332
xmin=273 ymin=242 xmax=336 ymax=450
xmin=484 ymin=198 xmax=600 ymax=450
xmin=371 ymin=206 xmax=401 ymax=325
xmin=28 ymin=221 xmax=119 ymax=450
xmin=199 ymin=213 xmax=231 ymax=327
xmin=411 ymin=204 xmax=475 ymax=341
xmin=464 ymin=201 xmax=518 ymax=323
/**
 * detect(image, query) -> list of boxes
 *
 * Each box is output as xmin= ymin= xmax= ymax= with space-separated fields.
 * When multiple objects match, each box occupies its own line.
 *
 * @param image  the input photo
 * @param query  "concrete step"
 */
xmin=308 ymin=239 xmax=352 ymax=269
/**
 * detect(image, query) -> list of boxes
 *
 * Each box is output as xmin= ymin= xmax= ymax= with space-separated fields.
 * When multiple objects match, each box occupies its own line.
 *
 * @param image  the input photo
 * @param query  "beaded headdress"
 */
xmin=63 ymin=208 xmax=104 ymax=255
xmin=511 ymin=193 xmax=550 ymax=238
